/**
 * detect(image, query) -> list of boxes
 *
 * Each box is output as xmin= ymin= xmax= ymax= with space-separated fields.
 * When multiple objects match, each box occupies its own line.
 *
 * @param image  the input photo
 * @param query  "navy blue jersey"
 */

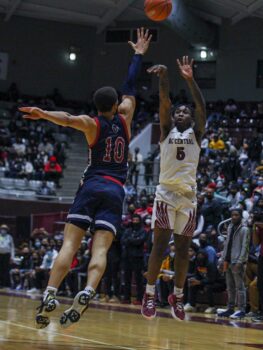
xmin=83 ymin=114 xmax=129 ymax=184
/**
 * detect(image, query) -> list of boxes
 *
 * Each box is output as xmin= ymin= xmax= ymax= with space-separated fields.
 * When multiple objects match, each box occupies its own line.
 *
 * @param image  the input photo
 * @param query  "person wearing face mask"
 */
xmin=227 ymin=184 xmax=242 ymax=208
xmin=201 ymin=188 xmax=222 ymax=231
xmin=218 ymin=209 xmax=250 ymax=319
xmin=121 ymin=214 xmax=146 ymax=305
xmin=198 ymin=233 xmax=217 ymax=265
xmin=0 ymin=224 xmax=15 ymax=288
xmin=135 ymin=196 xmax=152 ymax=219
xmin=184 ymin=250 xmax=222 ymax=314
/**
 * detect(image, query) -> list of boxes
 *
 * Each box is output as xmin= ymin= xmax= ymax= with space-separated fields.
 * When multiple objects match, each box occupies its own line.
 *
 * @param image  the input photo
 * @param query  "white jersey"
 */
xmin=159 ymin=126 xmax=200 ymax=194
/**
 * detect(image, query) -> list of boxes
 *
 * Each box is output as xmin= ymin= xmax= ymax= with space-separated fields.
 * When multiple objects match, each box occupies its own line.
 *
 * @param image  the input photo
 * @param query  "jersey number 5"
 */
xmin=103 ymin=137 xmax=125 ymax=163
xmin=176 ymin=147 xmax=185 ymax=161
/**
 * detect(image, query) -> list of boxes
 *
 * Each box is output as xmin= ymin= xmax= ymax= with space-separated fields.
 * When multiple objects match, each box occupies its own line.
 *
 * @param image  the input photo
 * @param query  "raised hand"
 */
xmin=128 ymin=27 xmax=152 ymax=55
xmin=177 ymin=56 xmax=194 ymax=81
xmin=147 ymin=64 xmax=168 ymax=77
xmin=19 ymin=107 xmax=44 ymax=120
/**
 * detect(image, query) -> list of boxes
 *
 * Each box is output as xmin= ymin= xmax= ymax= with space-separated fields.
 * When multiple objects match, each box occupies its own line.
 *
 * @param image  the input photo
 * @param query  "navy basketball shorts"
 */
xmin=67 ymin=176 xmax=125 ymax=235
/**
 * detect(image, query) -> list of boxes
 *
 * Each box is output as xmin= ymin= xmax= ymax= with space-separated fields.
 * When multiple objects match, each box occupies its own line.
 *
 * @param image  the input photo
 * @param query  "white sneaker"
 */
xmin=27 ymin=288 xmax=40 ymax=294
xmin=184 ymin=303 xmax=196 ymax=312
xmin=204 ymin=307 xmax=216 ymax=314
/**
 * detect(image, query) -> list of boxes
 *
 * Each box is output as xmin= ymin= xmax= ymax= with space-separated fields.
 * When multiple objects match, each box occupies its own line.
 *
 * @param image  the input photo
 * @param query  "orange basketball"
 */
xmin=144 ymin=0 xmax=172 ymax=22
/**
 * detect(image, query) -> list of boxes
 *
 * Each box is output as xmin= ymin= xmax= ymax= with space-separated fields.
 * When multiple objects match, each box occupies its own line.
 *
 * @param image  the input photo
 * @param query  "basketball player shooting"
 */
xmin=141 ymin=56 xmax=206 ymax=321
xmin=19 ymin=27 xmax=152 ymax=329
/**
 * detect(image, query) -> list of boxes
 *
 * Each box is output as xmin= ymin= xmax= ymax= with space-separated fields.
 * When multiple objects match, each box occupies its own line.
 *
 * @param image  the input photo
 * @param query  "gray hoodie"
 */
xmin=222 ymin=221 xmax=250 ymax=264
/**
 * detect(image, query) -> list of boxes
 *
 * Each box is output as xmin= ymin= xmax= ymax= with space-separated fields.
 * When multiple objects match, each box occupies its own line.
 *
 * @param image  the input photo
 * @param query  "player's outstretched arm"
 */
xmin=147 ymin=65 xmax=172 ymax=142
xmin=118 ymin=27 xmax=152 ymax=135
xmin=177 ymin=56 xmax=206 ymax=143
xmin=19 ymin=107 xmax=97 ymax=133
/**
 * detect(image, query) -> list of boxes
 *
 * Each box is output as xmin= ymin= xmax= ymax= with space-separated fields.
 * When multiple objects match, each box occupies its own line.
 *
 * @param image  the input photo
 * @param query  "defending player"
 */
xmin=19 ymin=28 xmax=152 ymax=329
xmin=141 ymin=56 xmax=206 ymax=321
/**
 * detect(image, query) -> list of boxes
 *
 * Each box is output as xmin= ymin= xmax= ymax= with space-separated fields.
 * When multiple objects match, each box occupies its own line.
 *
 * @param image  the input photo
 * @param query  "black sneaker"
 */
xmin=35 ymin=293 xmax=60 ymax=329
xmin=251 ymin=314 xmax=263 ymax=322
xmin=60 ymin=289 xmax=95 ymax=328
xmin=217 ymin=309 xmax=235 ymax=318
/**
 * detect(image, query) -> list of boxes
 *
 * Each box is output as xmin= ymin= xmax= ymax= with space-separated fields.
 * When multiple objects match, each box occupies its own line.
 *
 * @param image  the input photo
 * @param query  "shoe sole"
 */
xmin=60 ymin=292 xmax=90 ymax=329
xmin=141 ymin=308 xmax=156 ymax=320
xmin=170 ymin=306 xmax=184 ymax=321
xmin=35 ymin=299 xmax=60 ymax=329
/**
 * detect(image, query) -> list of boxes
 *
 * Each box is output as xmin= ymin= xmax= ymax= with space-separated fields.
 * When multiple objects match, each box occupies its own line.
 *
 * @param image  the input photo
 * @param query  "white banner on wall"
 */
xmin=0 ymin=52 xmax=8 ymax=80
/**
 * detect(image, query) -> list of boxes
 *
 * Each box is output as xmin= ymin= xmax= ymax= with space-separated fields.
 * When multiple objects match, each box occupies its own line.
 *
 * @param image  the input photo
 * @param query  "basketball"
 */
xmin=144 ymin=0 xmax=172 ymax=22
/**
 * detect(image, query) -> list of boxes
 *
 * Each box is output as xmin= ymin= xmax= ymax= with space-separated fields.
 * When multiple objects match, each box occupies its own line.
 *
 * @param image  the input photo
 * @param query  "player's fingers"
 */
xmin=22 ymin=115 xmax=33 ymax=119
xmin=140 ymin=27 xmax=144 ymax=38
xmin=137 ymin=28 xmax=140 ymax=40
xmin=19 ymin=107 xmax=31 ymax=113
xmin=147 ymin=34 xmax=153 ymax=43
xmin=190 ymin=58 xmax=194 ymax=67
xmin=183 ymin=56 xmax=186 ymax=65
xmin=186 ymin=56 xmax=189 ymax=65
xmin=144 ymin=28 xmax=149 ymax=39
xmin=177 ymin=59 xmax=182 ymax=67
xmin=128 ymin=41 xmax=135 ymax=48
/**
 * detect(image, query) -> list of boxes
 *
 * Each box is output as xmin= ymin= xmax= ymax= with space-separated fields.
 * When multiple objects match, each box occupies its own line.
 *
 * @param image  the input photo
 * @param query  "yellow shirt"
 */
xmin=209 ymin=139 xmax=225 ymax=150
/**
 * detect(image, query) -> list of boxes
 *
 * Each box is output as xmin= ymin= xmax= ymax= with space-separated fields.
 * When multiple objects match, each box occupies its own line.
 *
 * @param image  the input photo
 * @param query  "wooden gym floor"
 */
xmin=0 ymin=290 xmax=263 ymax=350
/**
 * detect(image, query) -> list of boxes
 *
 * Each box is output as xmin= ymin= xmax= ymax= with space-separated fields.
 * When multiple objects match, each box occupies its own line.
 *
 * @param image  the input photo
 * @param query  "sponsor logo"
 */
xmin=112 ymin=124 xmax=119 ymax=133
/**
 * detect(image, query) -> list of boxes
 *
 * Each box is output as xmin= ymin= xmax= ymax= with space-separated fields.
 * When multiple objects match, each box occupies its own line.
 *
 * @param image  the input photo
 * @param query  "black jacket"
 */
xmin=121 ymin=226 xmax=146 ymax=258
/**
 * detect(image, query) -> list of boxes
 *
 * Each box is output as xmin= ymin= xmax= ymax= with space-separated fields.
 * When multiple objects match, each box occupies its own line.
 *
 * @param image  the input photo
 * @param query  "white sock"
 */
xmin=43 ymin=286 xmax=57 ymax=300
xmin=84 ymin=285 xmax=95 ymax=294
xmin=146 ymin=284 xmax=155 ymax=296
xmin=174 ymin=287 xmax=183 ymax=298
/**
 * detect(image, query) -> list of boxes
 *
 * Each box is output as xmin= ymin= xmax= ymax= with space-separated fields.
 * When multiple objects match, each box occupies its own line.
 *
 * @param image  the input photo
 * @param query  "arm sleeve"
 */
xmin=122 ymin=54 xmax=143 ymax=96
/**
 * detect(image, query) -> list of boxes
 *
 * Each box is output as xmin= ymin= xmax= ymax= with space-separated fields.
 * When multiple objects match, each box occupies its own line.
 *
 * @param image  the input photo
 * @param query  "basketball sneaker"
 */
xmin=217 ymin=308 xmax=235 ymax=317
xmin=141 ymin=293 xmax=156 ymax=320
xmin=60 ymin=289 xmax=95 ymax=328
xmin=229 ymin=310 xmax=246 ymax=319
xmin=35 ymin=292 xmax=60 ymax=329
xmin=168 ymin=294 xmax=185 ymax=321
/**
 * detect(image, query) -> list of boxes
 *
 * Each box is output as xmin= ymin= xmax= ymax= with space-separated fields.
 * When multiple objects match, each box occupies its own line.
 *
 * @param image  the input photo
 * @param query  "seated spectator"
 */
xmin=198 ymin=233 xmax=218 ymax=265
xmin=36 ymin=181 xmax=56 ymax=199
xmin=38 ymin=137 xmax=54 ymax=156
xmin=44 ymin=156 xmax=62 ymax=187
xmin=10 ymin=246 xmax=33 ymax=290
xmin=209 ymin=134 xmax=225 ymax=151
xmin=184 ymin=250 xmax=224 ymax=314
xmin=12 ymin=137 xmax=26 ymax=156
xmin=135 ymin=196 xmax=152 ymax=219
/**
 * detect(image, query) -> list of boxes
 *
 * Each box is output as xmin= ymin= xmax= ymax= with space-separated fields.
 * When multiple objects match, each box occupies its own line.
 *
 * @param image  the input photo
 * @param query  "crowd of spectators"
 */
xmin=0 ymin=86 xmax=263 ymax=321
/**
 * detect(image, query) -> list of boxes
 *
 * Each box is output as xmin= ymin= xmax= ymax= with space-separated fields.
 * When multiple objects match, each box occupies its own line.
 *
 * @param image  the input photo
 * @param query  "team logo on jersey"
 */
xmin=112 ymin=124 xmax=119 ymax=133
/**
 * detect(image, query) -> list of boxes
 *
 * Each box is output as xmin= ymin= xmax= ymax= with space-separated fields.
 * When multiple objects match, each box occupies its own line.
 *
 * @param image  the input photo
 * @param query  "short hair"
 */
xmin=93 ymin=86 xmax=118 ymax=113
xmin=172 ymin=104 xmax=194 ymax=117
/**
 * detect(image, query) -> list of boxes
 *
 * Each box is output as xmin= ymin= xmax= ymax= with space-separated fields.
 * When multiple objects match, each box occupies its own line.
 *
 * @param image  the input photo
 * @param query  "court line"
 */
xmin=0 ymin=320 xmax=136 ymax=350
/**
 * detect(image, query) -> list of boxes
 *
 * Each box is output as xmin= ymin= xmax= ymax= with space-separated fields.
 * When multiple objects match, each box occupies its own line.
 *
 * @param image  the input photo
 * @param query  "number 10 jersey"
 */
xmin=159 ymin=126 xmax=200 ymax=194
xmin=83 ymin=114 xmax=129 ymax=185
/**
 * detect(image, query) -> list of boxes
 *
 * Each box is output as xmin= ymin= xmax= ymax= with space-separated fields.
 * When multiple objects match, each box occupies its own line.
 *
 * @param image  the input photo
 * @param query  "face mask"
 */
xmin=169 ymin=252 xmax=175 ymax=258
xmin=145 ymin=219 xmax=151 ymax=225
xmin=35 ymin=241 xmax=41 ymax=248
xmin=199 ymin=240 xmax=208 ymax=248
xmin=237 ymin=179 xmax=243 ymax=185
xmin=0 ymin=229 xmax=7 ymax=235
xmin=132 ymin=223 xmax=140 ymax=229
xmin=257 ymin=181 xmax=263 ymax=186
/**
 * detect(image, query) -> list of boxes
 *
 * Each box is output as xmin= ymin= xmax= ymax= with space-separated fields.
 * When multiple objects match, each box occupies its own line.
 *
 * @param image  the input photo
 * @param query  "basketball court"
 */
xmin=0 ymin=290 xmax=262 ymax=350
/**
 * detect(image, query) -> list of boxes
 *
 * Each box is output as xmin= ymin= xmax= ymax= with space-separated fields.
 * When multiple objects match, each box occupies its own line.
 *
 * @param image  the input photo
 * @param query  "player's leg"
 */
xmin=168 ymin=200 xmax=196 ymax=321
xmin=60 ymin=229 xmax=113 ymax=328
xmin=36 ymin=223 xmax=85 ymax=329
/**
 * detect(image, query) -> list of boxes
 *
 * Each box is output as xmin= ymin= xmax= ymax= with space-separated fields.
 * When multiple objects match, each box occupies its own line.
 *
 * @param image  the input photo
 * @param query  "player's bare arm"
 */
xmin=147 ymin=64 xmax=172 ymax=142
xmin=118 ymin=27 xmax=152 ymax=135
xmin=177 ymin=56 xmax=206 ymax=144
xmin=19 ymin=107 xmax=97 ymax=144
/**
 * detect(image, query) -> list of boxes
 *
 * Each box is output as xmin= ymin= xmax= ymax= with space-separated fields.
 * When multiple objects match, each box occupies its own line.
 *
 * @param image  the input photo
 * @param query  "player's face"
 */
xmin=173 ymin=105 xmax=192 ymax=131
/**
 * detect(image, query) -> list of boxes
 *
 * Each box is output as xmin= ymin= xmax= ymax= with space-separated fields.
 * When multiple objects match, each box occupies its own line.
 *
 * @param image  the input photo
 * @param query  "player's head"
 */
xmin=93 ymin=86 xmax=118 ymax=114
xmin=173 ymin=104 xmax=194 ymax=131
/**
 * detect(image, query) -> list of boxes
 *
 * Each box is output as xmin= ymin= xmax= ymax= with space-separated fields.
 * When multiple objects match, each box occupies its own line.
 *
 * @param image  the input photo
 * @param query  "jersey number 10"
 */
xmin=103 ymin=136 xmax=125 ymax=163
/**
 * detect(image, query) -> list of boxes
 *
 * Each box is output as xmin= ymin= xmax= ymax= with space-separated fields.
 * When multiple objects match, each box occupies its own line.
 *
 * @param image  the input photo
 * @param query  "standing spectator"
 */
xmin=201 ymin=188 xmax=222 ymax=230
xmin=44 ymin=156 xmax=62 ymax=187
xmin=218 ymin=209 xmax=250 ymax=319
xmin=251 ymin=219 xmax=263 ymax=322
xmin=130 ymin=147 xmax=143 ymax=188
xmin=0 ymin=224 xmax=15 ymax=287
xmin=121 ymin=214 xmax=146 ymax=305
